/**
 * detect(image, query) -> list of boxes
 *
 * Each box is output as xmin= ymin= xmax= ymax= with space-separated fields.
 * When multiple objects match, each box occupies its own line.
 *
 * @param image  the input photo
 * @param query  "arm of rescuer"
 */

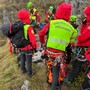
xmin=36 ymin=11 xmax=40 ymax=24
xmin=87 ymin=71 xmax=90 ymax=79
xmin=28 ymin=26 xmax=37 ymax=49
xmin=77 ymin=25 xmax=90 ymax=43
xmin=45 ymin=12 xmax=50 ymax=23
xmin=38 ymin=23 xmax=50 ymax=44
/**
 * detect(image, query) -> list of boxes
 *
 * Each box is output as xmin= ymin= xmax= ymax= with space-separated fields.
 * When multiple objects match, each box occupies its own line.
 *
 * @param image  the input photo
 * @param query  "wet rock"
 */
xmin=37 ymin=62 xmax=44 ymax=67
xmin=21 ymin=80 xmax=30 ymax=90
xmin=32 ymin=51 xmax=43 ymax=62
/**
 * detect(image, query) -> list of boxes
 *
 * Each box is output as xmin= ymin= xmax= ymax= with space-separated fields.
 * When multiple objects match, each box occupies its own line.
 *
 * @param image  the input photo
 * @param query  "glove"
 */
xmin=82 ymin=18 xmax=87 ymax=24
xmin=41 ymin=43 xmax=46 ymax=49
xmin=37 ymin=22 xmax=40 ymax=27
xmin=73 ymin=24 xmax=78 ymax=29
xmin=33 ymin=48 xmax=37 ymax=53
xmin=70 ymin=42 xmax=75 ymax=47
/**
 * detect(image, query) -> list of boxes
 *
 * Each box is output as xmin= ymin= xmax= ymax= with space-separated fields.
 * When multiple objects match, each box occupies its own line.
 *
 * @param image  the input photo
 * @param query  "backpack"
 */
xmin=1 ymin=21 xmax=30 ymax=48
xmin=1 ymin=22 xmax=12 ymax=38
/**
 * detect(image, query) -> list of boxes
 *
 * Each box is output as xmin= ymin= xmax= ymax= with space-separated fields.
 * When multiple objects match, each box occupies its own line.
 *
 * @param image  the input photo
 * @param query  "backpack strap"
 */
xmin=9 ymin=23 xmax=12 ymax=34
xmin=24 ymin=24 xmax=35 ymax=49
xmin=24 ymin=24 xmax=30 ymax=40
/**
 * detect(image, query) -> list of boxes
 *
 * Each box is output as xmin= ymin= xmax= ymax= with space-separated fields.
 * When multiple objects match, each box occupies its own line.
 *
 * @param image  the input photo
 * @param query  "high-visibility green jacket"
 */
xmin=46 ymin=19 xmax=77 ymax=51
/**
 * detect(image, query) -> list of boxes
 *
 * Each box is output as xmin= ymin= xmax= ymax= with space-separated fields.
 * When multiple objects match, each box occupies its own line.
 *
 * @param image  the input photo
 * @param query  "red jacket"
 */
xmin=20 ymin=26 xmax=36 ymax=50
xmin=77 ymin=5 xmax=90 ymax=46
xmin=45 ymin=12 xmax=50 ymax=23
xmin=39 ymin=3 xmax=71 ymax=53
xmin=17 ymin=9 xmax=37 ymax=51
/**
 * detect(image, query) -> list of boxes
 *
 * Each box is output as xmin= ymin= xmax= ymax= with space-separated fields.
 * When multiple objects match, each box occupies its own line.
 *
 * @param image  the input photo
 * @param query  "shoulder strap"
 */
xmin=24 ymin=24 xmax=35 ymax=49
xmin=9 ymin=23 xmax=12 ymax=34
xmin=24 ymin=24 xmax=30 ymax=40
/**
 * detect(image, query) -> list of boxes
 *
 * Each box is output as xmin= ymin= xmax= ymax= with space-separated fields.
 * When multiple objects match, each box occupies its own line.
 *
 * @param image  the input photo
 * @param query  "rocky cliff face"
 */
xmin=64 ymin=0 xmax=90 ymax=24
xmin=0 ymin=0 xmax=62 ymax=24
xmin=0 ymin=0 xmax=89 ymax=25
xmin=0 ymin=0 xmax=29 ymax=25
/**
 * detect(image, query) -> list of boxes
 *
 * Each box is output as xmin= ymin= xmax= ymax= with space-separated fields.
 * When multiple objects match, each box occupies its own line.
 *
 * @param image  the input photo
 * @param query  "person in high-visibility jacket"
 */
xmin=27 ymin=1 xmax=40 ymax=27
xmin=39 ymin=3 xmax=77 ymax=90
xmin=66 ymin=15 xmax=78 ymax=64
xmin=69 ymin=15 xmax=78 ymax=43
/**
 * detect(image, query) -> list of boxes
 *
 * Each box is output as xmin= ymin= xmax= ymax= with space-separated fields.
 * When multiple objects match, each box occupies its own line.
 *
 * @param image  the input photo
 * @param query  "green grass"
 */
xmin=0 ymin=42 xmax=82 ymax=90
xmin=0 ymin=36 xmax=82 ymax=90
xmin=0 ymin=40 xmax=48 ymax=90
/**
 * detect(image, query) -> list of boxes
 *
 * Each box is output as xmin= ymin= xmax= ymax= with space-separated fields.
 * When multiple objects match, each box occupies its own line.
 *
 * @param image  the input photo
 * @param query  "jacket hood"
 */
xmin=84 ymin=5 xmax=90 ymax=22
xmin=17 ymin=9 xmax=30 ymax=24
xmin=55 ymin=3 xmax=71 ymax=21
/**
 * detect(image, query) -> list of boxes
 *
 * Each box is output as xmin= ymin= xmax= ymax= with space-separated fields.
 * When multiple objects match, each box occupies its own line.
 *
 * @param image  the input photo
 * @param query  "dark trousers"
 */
xmin=20 ymin=50 xmax=32 ymax=76
xmin=67 ymin=60 xmax=84 ymax=79
xmin=81 ymin=78 xmax=90 ymax=90
xmin=51 ymin=64 xmax=63 ymax=90
xmin=66 ymin=44 xmax=72 ymax=64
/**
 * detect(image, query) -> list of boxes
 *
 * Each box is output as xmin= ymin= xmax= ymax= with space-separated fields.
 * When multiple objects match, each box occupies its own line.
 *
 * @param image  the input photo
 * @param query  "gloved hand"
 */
xmin=41 ymin=43 xmax=46 ymax=49
xmin=73 ymin=24 xmax=78 ymax=29
xmin=70 ymin=42 xmax=75 ymax=47
xmin=37 ymin=22 xmax=40 ymax=27
xmin=37 ymin=21 xmax=40 ymax=24
xmin=33 ymin=48 xmax=37 ymax=53
xmin=82 ymin=18 xmax=87 ymax=24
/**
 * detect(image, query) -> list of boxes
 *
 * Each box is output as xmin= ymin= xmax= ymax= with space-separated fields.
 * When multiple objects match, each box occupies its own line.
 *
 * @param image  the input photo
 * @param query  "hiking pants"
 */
xmin=51 ymin=64 xmax=62 ymax=90
xmin=66 ymin=44 xmax=72 ymax=64
xmin=20 ymin=50 xmax=32 ymax=76
xmin=67 ymin=60 xmax=84 ymax=79
xmin=67 ymin=47 xmax=88 ymax=80
xmin=81 ymin=78 xmax=90 ymax=90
